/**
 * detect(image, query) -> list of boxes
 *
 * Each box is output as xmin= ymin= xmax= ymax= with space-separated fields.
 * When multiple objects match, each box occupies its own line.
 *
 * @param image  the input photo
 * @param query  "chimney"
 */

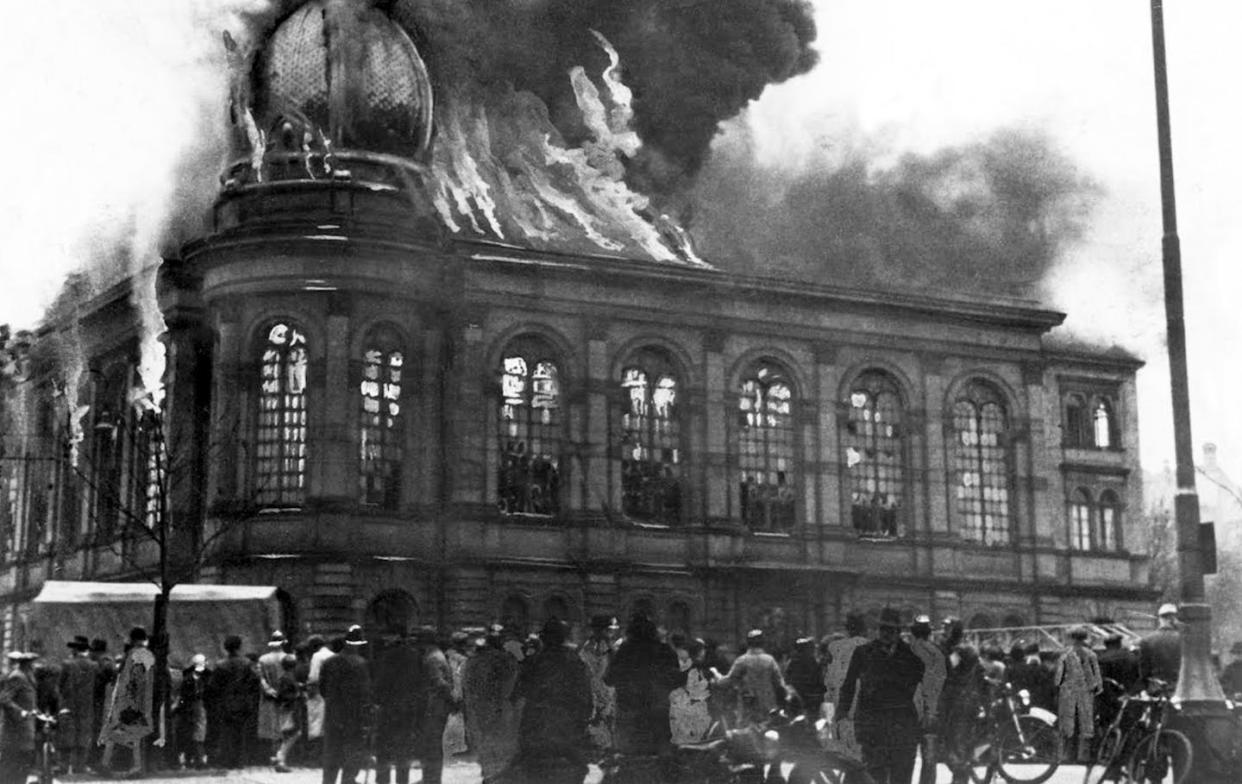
xmin=1202 ymin=442 xmax=1218 ymax=470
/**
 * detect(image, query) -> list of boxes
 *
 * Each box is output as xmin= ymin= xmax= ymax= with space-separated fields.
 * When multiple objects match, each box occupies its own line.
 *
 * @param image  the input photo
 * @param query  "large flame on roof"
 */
xmin=429 ymin=33 xmax=705 ymax=266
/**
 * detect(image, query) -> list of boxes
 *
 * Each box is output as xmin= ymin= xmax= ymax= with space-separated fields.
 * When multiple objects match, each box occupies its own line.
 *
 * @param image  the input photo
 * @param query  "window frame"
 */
xmin=842 ymin=370 xmax=909 ymax=539
xmin=950 ymin=380 xmax=1013 ymax=546
xmin=735 ymin=360 xmax=798 ymax=534
xmin=1060 ymin=385 xmax=1121 ymax=451
xmin=253 ymin=321 xmax=310 ymax=510
xmin=1069 ymin=487 xmax=1093 ymax=551
xmin=618 ymin=349 xmax=685 ymax=526
xmin=496 ymin=338 xmax=564 ymax=519
xmin=358 ymin=325 xmax=406 ymax=510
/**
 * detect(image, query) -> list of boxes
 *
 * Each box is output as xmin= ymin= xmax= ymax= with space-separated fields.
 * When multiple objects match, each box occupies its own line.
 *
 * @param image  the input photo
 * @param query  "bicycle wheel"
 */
xmin=994 ymin=715 xmax=1061 ymax=784
xmin=1125 ymin=728 xmax=1193 ymax=784
xmin=1082 ymin=727 xmax=1125 ymax=784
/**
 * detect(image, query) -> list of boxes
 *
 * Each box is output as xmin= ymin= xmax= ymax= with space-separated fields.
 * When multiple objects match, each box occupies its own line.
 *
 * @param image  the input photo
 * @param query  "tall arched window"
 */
xmin=498 ymin=340 xmax=561 ymax=516
xmin=1064 ymin=393 xmax=1090 ymax=447
xmin=1093 ymin=398 xmax=1115 ymax=449
xmin=620 ymin=350 xmax=682 ymax=524
xmin=359 ymin=327 xmax=404 ymax=508
xmin=256 ymin=322 xmax=308 ymax=507
xmin=738 ymin=361 xmax=796 ymax=532
xmin=845 ymin=371 xmax=906 ymax=538
xmin=951 ymin=381 xmax=1010 ymax=544
xmin=1098 ymin=489 xmax=1121 ymax=551
xmin=1069 ymin=488 xmax=1093 ymax=551
xmin=90 ymin=367 xmax=127 ymax=542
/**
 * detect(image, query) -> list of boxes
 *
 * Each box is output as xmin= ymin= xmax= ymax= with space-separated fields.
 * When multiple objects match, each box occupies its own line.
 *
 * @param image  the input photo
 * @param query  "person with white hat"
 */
xmin=258 ymin=630 xmax=289 ymax=766
xmin=1139 ymin=603 xmax=1182 ymax=687
xmin=0 ymin=651 xmax=38 ymax=784
xmin=712 ymin=628 xmax=786 ymax=726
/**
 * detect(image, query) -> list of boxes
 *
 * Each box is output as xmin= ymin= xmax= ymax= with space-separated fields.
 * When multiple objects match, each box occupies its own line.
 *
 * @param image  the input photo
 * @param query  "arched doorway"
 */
xmin=365 ymin=589 xmax=420 ymax=637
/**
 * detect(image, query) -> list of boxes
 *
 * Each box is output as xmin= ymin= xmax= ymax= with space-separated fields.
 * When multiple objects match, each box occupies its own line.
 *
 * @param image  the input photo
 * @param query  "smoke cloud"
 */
xmin=690 ymin=121 xmax=1101 ymax=296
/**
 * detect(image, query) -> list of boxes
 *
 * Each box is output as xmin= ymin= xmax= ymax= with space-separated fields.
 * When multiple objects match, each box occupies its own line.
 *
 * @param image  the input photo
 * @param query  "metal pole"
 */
xmin=1150 ymin=2 xmax=1239 ymax=779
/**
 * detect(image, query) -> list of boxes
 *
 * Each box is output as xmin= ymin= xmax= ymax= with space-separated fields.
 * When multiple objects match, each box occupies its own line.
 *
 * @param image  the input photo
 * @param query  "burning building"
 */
xmin=0 ymin=0 xmax=1154 ymax=651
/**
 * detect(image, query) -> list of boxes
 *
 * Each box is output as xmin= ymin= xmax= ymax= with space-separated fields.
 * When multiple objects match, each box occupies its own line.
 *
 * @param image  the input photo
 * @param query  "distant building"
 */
xmin=0 ymin=0 xmax=1156 ymax=653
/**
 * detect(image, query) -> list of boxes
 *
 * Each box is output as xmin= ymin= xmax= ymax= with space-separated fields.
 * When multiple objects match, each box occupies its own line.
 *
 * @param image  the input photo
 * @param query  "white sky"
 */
xmin=1 ymin=1 xmax=1240 ymax=484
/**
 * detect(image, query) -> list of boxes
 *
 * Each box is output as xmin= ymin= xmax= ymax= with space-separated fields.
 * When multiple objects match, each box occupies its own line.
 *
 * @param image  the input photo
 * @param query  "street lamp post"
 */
xmin=1149 ymin=2 xmax=1241 ymax=780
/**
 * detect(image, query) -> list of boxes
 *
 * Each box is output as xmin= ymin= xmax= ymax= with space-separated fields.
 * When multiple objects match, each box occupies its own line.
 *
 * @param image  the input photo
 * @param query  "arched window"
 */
xmin=1069 ymin=488 xmax=1093 ymax=551
xmin=845 ymin=371 xmax=906 ymax=538
xmin=256 ymin=322 xmax=308 ymax=507
xmin=359 ymin=327 xmax=404 ymax=508
xmin=951 ymin=381 xmax=1010 ymax=544
xmin=90 ymin=367 xmax=127 ymax=542
xmin=1097 ymin=489 xmax=1121 ymax=551
xmin=1001 ymin=613 xmax=1027 ymax=629
xmin=498 ymin=340 xmax=561 ymax=516
xmin=738 ymin=361 xmax=796 ymax=532
xmin=1093 ymin=398 xmax=1114 ymax=449
xmin=1064 ymin=393 xmax=1090 ymax=447
xmin=968 ymin=613 xmax=995 ymax=631
xmin=620 ymin=350 xmax=682 ymax=524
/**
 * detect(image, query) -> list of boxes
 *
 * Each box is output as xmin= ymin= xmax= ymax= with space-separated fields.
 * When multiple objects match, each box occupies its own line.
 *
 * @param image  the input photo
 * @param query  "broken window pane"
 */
xmin=359 ymin=332 xmax=403 ymax=509
xmin=738 ymin=361 xmax=795 ymax=533
xmin=846 ymin=371 xmax=905 ymax=538
xmin=498 ymin=346 xmax=561 ymax=516
xmin=620 ymin=353 xmax=682 ymax=525
xmin=256 ymin=322 xmax=308 ymax=507
xmin=953 ymin=382 xmax=1010 ymax=544
xmin=1070 ymin=488 xmax=1092 ymax=551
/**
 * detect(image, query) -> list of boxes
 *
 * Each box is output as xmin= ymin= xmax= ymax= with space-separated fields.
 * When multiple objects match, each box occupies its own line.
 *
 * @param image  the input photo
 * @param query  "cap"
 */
xmin=89 ymin=638 xmax=108 ymax=653
xmin=794 ymin=636 xmax=814 ymax=647
xmin=1157 ymin=603 xmax=1179 ymax=617
xmin=6 ymin=651 xmax=38 ymax=662
xmin=268 ymin=630 xmax=287 ymax=647
xmin=129 ymin=626 xmax=149 ymax=643
xmin=1068 ymin=625 xmax=1090 ymax=641
xmin=746 ymin=628 xmax=765 ymax=641
xmin=191 ymin=654 xmax=207 ymax=670
xmin=344 ymin=625 xmax=366 ymax=646
xmin=878 ymin=607 xmax=902 ymax=629
xmin=67 ymin=635 xmax=90 ymax=650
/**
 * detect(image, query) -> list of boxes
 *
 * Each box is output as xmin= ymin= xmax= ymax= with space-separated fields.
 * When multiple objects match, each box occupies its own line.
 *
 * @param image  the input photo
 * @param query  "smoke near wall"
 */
xmin=690 ymin=121 xmax=1101 ymax=296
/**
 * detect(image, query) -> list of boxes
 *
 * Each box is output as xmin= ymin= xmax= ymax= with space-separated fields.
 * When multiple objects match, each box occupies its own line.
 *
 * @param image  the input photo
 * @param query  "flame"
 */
xmin=429 ymin=33 xmax=706 ymax=266
xmin=133 ymin=265 xmax=167 ymax=411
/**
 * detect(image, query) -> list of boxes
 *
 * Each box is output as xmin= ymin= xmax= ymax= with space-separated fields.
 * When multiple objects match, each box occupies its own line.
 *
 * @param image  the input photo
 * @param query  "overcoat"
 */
xmin=0 ymin=668 xmax=37 ymax=754
xmin=320 ymin=648 xmax=373 ymax=766
xmin=257 ymin=649 xmax=286 ymax=740
xmin=57 ymin=654 xmax=99 ymax=749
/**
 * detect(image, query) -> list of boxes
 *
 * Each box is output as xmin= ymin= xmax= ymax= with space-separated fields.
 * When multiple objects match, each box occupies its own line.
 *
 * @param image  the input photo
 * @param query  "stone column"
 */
xmin=922 ymin=356 xmax=951 ymax=536
xmin=315 ymin=293 xmax=353 ymax=502
xmin=814 ymin=345 xmax=843 ymax=531
xmin=703 ymin=332 xmax=728 ymax=523
xmin=583 ymin=330 xmax=611 ymax=513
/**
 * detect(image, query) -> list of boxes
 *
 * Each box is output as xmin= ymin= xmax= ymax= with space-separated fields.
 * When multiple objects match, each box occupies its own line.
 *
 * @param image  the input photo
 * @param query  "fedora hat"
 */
xmin=67 ymin=635 xmax=90 ymax=651
xmin=878 ymin=607 xmax=903 ymax=629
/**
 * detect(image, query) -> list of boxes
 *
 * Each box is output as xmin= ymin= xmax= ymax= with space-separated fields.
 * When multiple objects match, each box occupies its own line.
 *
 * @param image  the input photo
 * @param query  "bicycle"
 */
xmin=31 ymin=709 xmax=68 ymax=784
xmin=1082 ymin=677 xmax=1192 ymax=784
xmin=965 ymin=680 xmax=1062 ymax=784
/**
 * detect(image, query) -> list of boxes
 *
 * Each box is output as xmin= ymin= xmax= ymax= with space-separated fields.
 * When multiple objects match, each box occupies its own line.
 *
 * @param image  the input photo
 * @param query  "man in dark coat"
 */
xmin=510 ymin=618 xmax=593 ymax=784
xmin=784 ymin=636 xmax=826 ymax=716
xmin=836 ymin=607 xmax=925 ymax=784
xmin=0 ymin=652 xmax=39 ymax=784
xmin=208 ymin=634 xmax=260 ymax=769
xmin=1139 ymin=603 xmax=1182 ymax=688
xmin=1096 ymin=633 xmax=1140 ymax=737
xmin=58 ymin=635 xmax=99 ymax=774
xmin=414 ymin=627 xmax=453 ymax=784
xmin=88 ymin=639 xmax=115 ymax=769
xmin=371 ymin=631 xmax=422 ymax=784
xmin=604 ymin=613 xmax=685 ymax=756
xmin=319 ymin=625 xmax=372 ymax=784
xmin=1006 ymin=642 xmax=1056 ymax=713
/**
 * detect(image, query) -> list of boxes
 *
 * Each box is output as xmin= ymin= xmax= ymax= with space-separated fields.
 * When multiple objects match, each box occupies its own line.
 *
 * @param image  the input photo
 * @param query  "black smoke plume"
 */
xmin=690 ymin=125 xmax=1101 ymax=296
xmin=243 ymin=0 xmax=819 ymax=197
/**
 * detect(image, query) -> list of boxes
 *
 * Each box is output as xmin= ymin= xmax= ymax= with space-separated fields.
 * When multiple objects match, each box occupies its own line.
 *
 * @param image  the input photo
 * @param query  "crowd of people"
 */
xmin=0 ymin=600 xmax=1224 ymax=784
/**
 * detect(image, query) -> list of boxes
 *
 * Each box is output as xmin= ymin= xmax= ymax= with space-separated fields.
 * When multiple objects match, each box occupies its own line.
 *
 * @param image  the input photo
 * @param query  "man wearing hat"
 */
xmin=1139 ymin=603 xmax=1182 ymax=687
xmin=0 ymin=651 xmax=39 ymax=784
xmin=908 ymin=615 xmax=946 ymax=784
xmin=57 ymin=635 xmax=99 ymax=774
xmin=412 ymin=626 xmax=454 ymax=784
xmin=579 ymin=614 xmax=617 ymax=754
xmin=1056 ymin=626 xmax=1102 ymax=762
xmin=208 ymin=633 xmax=260 ymax=769
xmin=510 ymin=618 xmax=593 ymax=783
xmin=88 ymin=638 xmax=115 ymax=770
xmin=258 ymin=631 xmax=289 ymax=765
xmin=1219 ymin=641 xmax=1242 ymax=698
xmin=99 ymin=627 xmax=156 ymax=776
xmin=784 ymin=636 xmax=825 ymax=717
xmin=712 ymin=627 xmax=786 ymax=726
xmin=835 ymin=607 xmax=924 ymax=784
xmin=371 ymin=628 xmax=421 ymax=784
xmin=319 ymin=625 xmax=372 ymax=784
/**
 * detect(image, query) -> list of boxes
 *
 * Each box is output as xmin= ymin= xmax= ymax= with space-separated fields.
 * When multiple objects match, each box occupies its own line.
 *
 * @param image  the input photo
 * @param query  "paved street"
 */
xmin=57 ymin=759 xmax=1110 ymax=784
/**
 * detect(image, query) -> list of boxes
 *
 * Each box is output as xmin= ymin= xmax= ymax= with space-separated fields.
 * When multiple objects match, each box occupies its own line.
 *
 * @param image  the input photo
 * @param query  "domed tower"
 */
xmin=167 ymin=0 xmax=460 ymax=634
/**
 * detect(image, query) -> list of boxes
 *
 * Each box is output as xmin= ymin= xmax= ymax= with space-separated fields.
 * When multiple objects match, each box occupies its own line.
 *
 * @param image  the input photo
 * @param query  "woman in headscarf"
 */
xmin=604 ymin=614 xmax=686 ymax=756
